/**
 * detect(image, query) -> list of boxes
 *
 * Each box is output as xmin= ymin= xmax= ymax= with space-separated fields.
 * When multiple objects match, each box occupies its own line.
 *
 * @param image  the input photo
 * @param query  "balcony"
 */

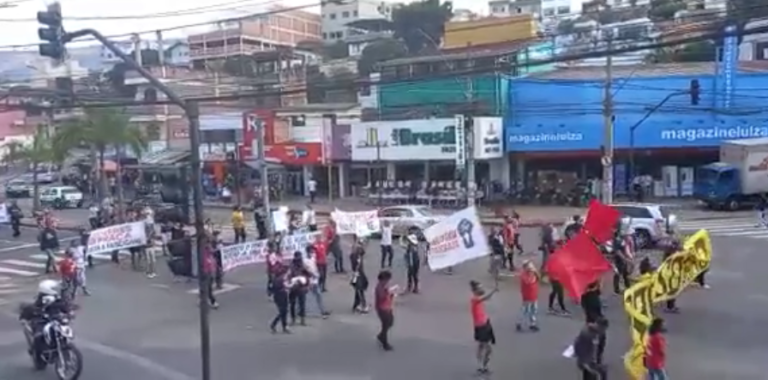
xmin=189 ymin=44 xmax=269 ymax=60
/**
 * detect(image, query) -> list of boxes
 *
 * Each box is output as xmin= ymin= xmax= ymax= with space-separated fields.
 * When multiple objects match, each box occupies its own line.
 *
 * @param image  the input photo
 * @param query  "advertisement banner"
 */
xmin=721 ymin=24 xmax=739 ymax=109
xmin=424 ymin=206 xmax=489 ymax=271
xmin=622 ymin=229 xmax=712 ymax=379
xmin=330 ymin=210 xmax=380 ymax=236
xmin=221 ymin=232 xmax=321 ymax=272
xmin=87 ymin=222 xmax=148 ymax=256
xmin=473 ymin=117 xmax=503 ymax=159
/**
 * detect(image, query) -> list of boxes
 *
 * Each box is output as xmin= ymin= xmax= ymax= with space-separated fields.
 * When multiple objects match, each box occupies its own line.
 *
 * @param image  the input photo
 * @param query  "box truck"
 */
xmin=694 ymin=138 xmax=768 ymax=210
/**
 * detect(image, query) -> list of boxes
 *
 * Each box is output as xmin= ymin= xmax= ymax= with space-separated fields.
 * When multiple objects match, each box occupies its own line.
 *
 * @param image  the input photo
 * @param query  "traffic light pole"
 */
xmin=628 ymin=91 xmax=687 ymax=180
xmin=69 ymin=28 xmax=212 ymax=380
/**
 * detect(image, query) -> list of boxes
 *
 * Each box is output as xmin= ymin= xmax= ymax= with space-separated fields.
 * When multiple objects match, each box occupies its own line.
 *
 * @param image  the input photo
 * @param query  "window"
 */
xmin=329 ymin=13 xmax=336 ymax=19
xmin=322 ymin=32 xmax=327 ymax=39
xmin=614 ymin=206 xmax=652 ymax=219
xmin=353 ymin=10 xmax=358 ymax=16
xmin=290 ymin=115 xmax=306 ymax=126
xmin=342 ymin=11 xmax=349 ymax=17
xmin=556 ymin=5 xmax=570 ymax=14
xmin=543 ymin=7 xmax=555 ymax=16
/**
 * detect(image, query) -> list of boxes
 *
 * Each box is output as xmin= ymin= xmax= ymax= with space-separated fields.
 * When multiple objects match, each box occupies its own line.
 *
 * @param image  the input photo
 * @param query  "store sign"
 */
xmin=474 ymin=117 xmax=503 ymax=159
xmin=265 ymin=143 xmax=322 ymax=165
xmin=352 ymin=119 xmax=458 ymax=161
xmin=351 ymin=118 xmax=503 ymax=161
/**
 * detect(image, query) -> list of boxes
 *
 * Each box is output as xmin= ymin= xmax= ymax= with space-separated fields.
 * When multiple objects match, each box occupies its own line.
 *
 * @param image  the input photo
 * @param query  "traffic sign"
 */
xmin=601 ymin=156 xmax=612 ymax=167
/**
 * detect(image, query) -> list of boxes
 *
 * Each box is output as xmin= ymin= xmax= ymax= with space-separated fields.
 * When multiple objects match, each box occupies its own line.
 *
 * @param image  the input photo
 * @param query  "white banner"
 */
xmin=330 ymin=210 xmax=380 ymax=236
xmin=424 ymin=206 xmax=489 ymax=271
xmin=87 ymin=222 xmax=148 ymax=256
xmin=221 ymin=231 xmax=320 ymax=272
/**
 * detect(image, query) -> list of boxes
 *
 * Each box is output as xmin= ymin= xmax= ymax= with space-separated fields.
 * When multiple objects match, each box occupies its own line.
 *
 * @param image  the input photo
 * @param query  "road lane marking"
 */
xmin=1 ymin=259 xmax=45 ymax=268
xmin=28 ymin=254 xmax=61 ymax=261
xmin=187 ymin=283 xmax=241 ymax=295
xmin=0 ymin=267 xmax=38 ymax=276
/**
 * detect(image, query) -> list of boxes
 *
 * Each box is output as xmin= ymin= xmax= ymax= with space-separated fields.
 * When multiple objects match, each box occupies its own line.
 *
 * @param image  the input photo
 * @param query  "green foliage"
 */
xmin=55 ymin=108 xmax=147 ymax=158
xmin=391 ymin=0 xmax=453 ymax=53
xmin=648 ymin=0 xmax=685 ymax=21
xmin=358 ymin=38 xmax=408 ymax=75
xmin=145 ymin=121 xmax=162 ymax=141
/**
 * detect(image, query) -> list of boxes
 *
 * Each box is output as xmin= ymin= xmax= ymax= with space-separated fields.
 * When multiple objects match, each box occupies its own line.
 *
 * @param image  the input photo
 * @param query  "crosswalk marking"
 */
xmin=0 ymin=267 xmax=38 ymax=276
xmin=1 ymin=259 xmax=46 ymax=269
xmin=678 ymin=217 xmax=768 ymax=240
xmin=187 ymin=283 xmax=241 ymax=295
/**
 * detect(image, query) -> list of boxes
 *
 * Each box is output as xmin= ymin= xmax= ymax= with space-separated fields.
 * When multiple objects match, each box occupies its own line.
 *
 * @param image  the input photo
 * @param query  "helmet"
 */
xmin=37 ymin=279 xmax=60 ymax=296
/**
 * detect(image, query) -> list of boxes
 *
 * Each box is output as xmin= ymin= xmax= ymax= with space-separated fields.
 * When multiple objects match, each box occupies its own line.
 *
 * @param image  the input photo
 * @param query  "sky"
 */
xmin=0 ymin=0 xmax=486 ymax=49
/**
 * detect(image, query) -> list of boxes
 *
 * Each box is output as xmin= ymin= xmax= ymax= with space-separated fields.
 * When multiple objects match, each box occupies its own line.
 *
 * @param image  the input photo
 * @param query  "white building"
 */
xmin=540 ymin=0 xmax=587 ymax=20
xmin=321 ymin=0 xmax=395 ymax=42
xmin=488 ymin=0 xmax=542 ymax=18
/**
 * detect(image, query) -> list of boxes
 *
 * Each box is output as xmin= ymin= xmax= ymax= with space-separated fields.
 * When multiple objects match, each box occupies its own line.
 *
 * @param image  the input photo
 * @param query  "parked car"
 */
xmin=40 ymin=186 xmax=84 ymax=209
xmin=131 ymin=197 xmax=187 ymax=225
xmin=5 ymin=180 xmax=32 ymax=198
xmin=377 ymin=205 xmax=442 ymax=238
xmin=609 ymin=203 xmax=678 ymax=249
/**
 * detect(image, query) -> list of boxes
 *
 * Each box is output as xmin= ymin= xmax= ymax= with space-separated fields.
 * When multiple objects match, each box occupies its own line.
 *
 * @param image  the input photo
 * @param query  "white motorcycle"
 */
xmin=19 ymin=304 xmax=83 ymax=380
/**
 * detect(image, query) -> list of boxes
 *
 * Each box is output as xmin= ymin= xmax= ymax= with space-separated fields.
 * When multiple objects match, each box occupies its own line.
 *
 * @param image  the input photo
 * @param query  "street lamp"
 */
xmin=628 ymin=91 xmax=688 ymax=180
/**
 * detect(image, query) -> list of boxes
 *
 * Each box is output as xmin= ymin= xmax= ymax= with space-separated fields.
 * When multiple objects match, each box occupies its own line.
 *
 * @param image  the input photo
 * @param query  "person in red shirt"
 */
xmin=201 ymin=242 xmax=219 ymax=309
xmin=470 ymin=279 xmax=498 ymax=374
xmin=58 ymin=251 xmax=77 ymax=300
xmin=502 ymin=216 xmax=516 ymax=272
xmin=313 ymin=235 xmax=328 ymax=291
xmin=374 ymin=270 xmax=398 ymax=351
xmin=645 ymin=317 xmax=667 ymax=379
xmin=516 ymin=260 xmax=540 ymax=332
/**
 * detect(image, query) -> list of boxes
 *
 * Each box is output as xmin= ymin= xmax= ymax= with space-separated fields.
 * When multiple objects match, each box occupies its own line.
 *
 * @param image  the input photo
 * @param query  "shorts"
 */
xmin=473 ymin=321 xmax=496 ymax=344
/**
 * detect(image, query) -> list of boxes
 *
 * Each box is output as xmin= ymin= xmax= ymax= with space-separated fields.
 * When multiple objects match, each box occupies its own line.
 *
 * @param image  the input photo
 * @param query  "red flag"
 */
xmin=583 ymin=200 xmax=621 ymax=244
xmin=546 ymin=233 xmax=612 ymax=300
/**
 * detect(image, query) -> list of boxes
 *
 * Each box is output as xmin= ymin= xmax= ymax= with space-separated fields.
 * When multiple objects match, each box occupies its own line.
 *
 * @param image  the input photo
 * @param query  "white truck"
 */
xmin=694 ymin=137 xmax=768 ymax=210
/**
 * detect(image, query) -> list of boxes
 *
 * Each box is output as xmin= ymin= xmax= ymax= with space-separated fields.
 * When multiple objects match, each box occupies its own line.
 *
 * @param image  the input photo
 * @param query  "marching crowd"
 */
xmin=14 ymin=198 xmax=697 ymax=380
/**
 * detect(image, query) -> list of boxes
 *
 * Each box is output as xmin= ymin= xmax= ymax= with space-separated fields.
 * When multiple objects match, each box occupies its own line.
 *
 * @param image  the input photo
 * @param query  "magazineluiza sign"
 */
xmin=351 ymin=119 xmax=459 ymax=161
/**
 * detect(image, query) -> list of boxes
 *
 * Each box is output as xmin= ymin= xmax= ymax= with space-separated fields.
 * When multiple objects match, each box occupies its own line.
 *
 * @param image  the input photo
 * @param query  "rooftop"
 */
xmin=526 ymin=61 xmax=768 ymax=80
xmin=274 ymin=103 xmax=358 ymax=113
xmin=378 ymin=39 xmax=539 ymax=67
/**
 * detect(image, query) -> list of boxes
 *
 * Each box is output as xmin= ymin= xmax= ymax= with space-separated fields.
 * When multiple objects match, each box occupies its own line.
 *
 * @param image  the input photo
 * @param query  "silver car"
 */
xmin=378 ymin=205 xmax=442 ymax=237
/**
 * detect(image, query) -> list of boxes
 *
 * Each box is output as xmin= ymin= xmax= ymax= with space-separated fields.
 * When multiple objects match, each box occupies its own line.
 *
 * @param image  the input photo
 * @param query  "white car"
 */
xmin=377 ymin=205 xmax=442 ymax=237
xmin=40 ymin=186 xmax=84 ymax=209
xmin=610 ymin=203 xmax=678 ymax=248
xmin=5 ymin=180 xmax=31 ymax=198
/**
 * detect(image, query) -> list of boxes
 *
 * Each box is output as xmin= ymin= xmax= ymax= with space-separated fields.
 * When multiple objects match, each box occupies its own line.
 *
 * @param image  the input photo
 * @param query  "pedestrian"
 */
xmin=266 ymin=246 xmax=283 ymax=299
xmin=580 ymin=281 xmax=603 ymax=323
xmin=254 ymin=210 xmax=267 ymax=240
xmin=145 ymin=236 xmax=161 ymax=279
xmin=612 ymin=225 xmax=633 ymax=295
xmin=71 ymin=240 xmax=90 ymax=296
xmin=757 ymin=196 xmax=768 ymax=227
xmin=380 ymin=221 xmax=394 ymax=269
xmin=663 ymin=241 xmax=680 ymax=313
xmin=695 ymin=269 xmax=710 ymax=289
xmin=304 ymin=246 xmax=330 ymax=318
xmin=487 ymin=226 xmax=505 ymax=275
xmin=502 ymin=215 xmax=518 ymax=271
xmin=304 ymin=204 xmax=317 ymax=232
xmin=470 ymin=280 xmax=498 ymax=374
xmin=645 ymin=317 xmax=668 ymax=380
xmin=212 ymin=231 xmax=224 ymax=289
xmin=58 ymin=249 xmax=77 ymax=302
xmin=88 ymin=203 xmax=100 ymax=229
xmin=270 ymin=267 xmax=291 ymax=334
xmin=8 ymin=201 xmax=22 ymax=238
xmin=288 ymin=253 xmax=309 ymax=325
xmin=201 ymin=242 xmax=219 ymax=309
xmin=516 ymin=260 xmax=540 ymax=332
xmin=375 ymin=270 xmax=397 ymax=351
xmin=231 ymin=206 xmax=246 ymax=244
xmin=350 ymin=240 xmax=369 ymax=313
xmin=312 ymin=234 xmax=328 ymax=292
xmin=37 ymin=220 xmax=59 ymax=274
xmin=307 ymin=177 xmax=317 ymax=203
xmin=78 ymin=228 xmax=93 ymax=268
xmin=325 ymin=222 xmax=344 ymax=273
xmin=573 ymin=318 xmax=608 ymax=380
xmin=404 ymin=234 xmax=421 ymax=293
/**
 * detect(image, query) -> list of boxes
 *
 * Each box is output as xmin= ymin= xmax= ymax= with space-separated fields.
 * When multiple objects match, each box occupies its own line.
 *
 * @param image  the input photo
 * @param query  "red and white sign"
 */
xmin=86 ymin=222 xmax=148 ymax=256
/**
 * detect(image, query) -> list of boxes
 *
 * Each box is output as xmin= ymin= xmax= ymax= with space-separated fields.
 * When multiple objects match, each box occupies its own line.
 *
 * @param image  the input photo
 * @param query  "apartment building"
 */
xmin=187 ymin=6 xmax=321 ymax=65
xmin=488 ymin=0 xmax=542 ymax=19
xmin=321 ymin=0 xmax=394 ymax=42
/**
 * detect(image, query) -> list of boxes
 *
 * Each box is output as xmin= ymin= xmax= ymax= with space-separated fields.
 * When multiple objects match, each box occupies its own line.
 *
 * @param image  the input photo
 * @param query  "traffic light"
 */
xmin=689 ymin=79 xmax=700 ymax=105
xmin=37 ymin=3 xmax=65 ymax=60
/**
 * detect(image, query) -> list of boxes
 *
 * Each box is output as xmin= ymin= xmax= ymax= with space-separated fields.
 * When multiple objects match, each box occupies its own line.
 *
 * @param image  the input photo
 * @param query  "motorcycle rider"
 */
xmin=22 ymin=279 xmax=73 ymax=355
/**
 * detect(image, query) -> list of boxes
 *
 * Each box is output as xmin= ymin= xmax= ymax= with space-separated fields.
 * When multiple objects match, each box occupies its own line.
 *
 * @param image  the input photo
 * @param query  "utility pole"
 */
xmin=464 ymin=75 xmax=475 ymax=207
xmin=256 ymin=117 xmax=272 ymax=233
xmin=601 ymin=35 xmax=614 ymax=205
xmin=156 ymin=30 xmax=171 ymax=148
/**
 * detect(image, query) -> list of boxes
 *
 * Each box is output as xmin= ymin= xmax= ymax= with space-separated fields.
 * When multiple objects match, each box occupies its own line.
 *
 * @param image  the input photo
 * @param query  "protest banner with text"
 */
xmin=221 ymin=231 xmax=320 ymax=272
xmin=331 ymin=210 xmax=380 ymax=236
xmin=87 ymin=222 xmax=148 ymax=256
xmin=424 ymin=206 xmax=489 ymax=271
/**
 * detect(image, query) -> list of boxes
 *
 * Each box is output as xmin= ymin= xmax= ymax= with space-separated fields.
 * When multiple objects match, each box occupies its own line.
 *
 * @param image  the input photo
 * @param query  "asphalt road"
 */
xmin=0 ymin=221 xmax=762 ymax=379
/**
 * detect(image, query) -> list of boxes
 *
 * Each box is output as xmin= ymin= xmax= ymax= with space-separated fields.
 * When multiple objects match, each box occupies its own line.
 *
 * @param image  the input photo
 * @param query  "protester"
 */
xmin=350 ymin=240 xmax=369 ymax=313
xmin=312 ymin=235 xmax=328 ymax=292
xmin=8 ymin=201 xmax=22 ymax=237
xmin=38 ymin=220 xmax=59 ymax=274
xmin=611 ymin=223 xmax=634 ymax=295
xmin=254 ymin=210 xmax=267 ymax=240
xmin=404 ymin=234 xmax=421 ymax=294
xmin=288 ymin=253 xmax=309 ymax=325
xmin=201 ymin=241 xmax=219 ymax=309
xmin=645 ymin=317 xmax=668 ymax=380
xmin=326 ymin=222 xmax=344 ymax=273
xmin=212 ymin=231 xmax=224 ymax=289
xmin=71 ymin=240 xmax=90 ymax=296
xmin=573 ymin=318 xmax=608 ymax=380
xmin=231 ymin=206 xmax=246 ymax=244
xmin=304 ymin=246 xmax=330 ymax=318
xmin=516 ymin=261 xmax=540 ymax=332
xmin=266 ymin=248 xmax=283 ymax=299
xmin=58 ymin=249 xmax=77 ymax=301
xmin=470 ymin=280 xmax=497 ymax=374
xmin=270 ymin=267 xmax=291 ymax=334
xmin=581 ymin=281 xmax=603 ymax=323
xmin=503 ymin=214 xmax=520 ymax=271
xmin=145 ymin=236 xmax=161 ymax=279
xmin=564 ymin=215 xmax=583 ymax=240
xmin=88 ymin=203 xmax=100 ymax=229
xmin=380 ymin=221 xmax=394 ymax=269
xmin=488 ymin=226 xmax=505 ymax=275
xmin=304 ymin=204 xmax=317 ymax=231
xmin=663 ymin=241 xmax=680 ymax=313
xmin=375 ymin=270 xmax=397 ymax=351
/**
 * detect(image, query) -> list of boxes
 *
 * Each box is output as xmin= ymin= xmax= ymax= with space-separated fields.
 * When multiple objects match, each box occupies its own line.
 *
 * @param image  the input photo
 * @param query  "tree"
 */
xmin=55 ymin=108 xmax=147 ymax=218
xmin=358 ymin=38 xmax=408 ymax=75
xmin=18 ymin=129 xmax=65 ymax=210
xmin=391 ymin=0 xmax=453 ymax=53
xmin=145 ymin=121 xmax=162 ymax=141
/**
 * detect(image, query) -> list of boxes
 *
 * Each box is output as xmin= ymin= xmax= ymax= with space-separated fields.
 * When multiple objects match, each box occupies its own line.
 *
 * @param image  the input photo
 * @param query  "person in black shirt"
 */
xmin=564 ymin=215 xmax=583 ymax=240
xmin=663 ymin=240 xmax=681 ymax=313
xmin=350 ymin=238 xmax=369 ymax=313
xmin=488 ymin=227 xmax=505 ymax=276
xmin=580 ymin=281 xmax=603 ymax=323
xmin=573 ymin=318 xmax=608 ymax=380
xmin=8 ymin=201 xmax=22 ymax=237
xmin=38 ymin=224 xmax=59 ymax=274
xmin=269 ymin=267 xmax=291 ymax=334
xmin=404 ymin=234 xmax=421 ymax=293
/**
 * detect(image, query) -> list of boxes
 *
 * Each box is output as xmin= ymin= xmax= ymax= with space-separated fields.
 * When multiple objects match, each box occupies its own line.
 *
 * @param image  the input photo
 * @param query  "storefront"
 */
xmin=350 ymin=117 xmax=506 ymax=189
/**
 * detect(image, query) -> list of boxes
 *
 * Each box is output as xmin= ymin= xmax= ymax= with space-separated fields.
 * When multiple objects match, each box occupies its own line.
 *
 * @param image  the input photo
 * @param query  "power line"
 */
xmin=0 ymin=0 xmax=284 ymax=22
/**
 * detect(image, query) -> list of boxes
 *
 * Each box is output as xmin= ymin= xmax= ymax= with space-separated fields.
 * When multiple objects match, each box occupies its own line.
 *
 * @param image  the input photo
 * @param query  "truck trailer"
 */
xmin=694 ymin=137 xmax=768 ymax=210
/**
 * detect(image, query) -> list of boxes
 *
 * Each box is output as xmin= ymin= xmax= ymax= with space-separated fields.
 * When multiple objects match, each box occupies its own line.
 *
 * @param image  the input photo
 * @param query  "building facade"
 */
xmin=187 ymin=7 xmax=321 ymax=64
xmin=320 ymin=0 xmax=394 ymax=42
xmin=502 ymin=62 xmax=768 ymax=196
xmin=488 ymin=0 xmax=542 ymax=18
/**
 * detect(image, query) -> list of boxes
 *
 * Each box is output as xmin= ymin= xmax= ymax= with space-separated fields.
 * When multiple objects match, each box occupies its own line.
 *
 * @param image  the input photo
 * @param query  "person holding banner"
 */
xmin=469 ymin=280 xmax=498 ymax=375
